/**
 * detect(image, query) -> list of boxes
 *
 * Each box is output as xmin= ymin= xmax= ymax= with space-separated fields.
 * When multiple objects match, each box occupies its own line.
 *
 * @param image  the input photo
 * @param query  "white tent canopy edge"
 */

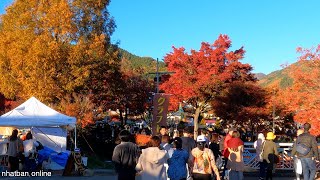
xmin=0 ymin=96 xmax=77 ymax=152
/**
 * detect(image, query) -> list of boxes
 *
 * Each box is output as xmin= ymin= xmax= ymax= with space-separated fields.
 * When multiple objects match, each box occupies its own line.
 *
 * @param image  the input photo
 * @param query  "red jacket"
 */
xmin=223 ymin=134 xmax=232 ymax=158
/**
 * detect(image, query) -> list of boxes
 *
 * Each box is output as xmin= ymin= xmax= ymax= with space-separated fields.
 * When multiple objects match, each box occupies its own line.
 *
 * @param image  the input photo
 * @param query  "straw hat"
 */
xmin=266 ymin=132 xmax=276 ymax=140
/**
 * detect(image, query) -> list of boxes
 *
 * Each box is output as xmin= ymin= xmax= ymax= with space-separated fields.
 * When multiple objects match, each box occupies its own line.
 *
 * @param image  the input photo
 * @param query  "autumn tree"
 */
xmin=276 ymin=46 xmax=320 ymax=135
xmin=0 ymin=94 xmax=8 ymax=114
xmin=102 ymin=59 xmax=153 ymax=125
xmin=58 ymin=93 xmax=95 ymax=128
xmin=213 ymin=81 xmax=269 ymax=133
xmin=0 ymin=0 xmax=120 ymax=111
xmin=160 ymin=35 xmax=256 ymax=138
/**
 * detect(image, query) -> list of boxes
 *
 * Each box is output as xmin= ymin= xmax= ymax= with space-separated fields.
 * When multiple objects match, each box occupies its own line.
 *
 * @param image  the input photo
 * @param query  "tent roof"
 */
xmin=0 ymin=97 xmax=76 ymax=127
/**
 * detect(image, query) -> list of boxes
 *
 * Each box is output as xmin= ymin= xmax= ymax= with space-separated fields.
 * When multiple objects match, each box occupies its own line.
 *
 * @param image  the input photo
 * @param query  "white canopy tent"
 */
xmin=0 ymin=96 xmax=76 ymax=152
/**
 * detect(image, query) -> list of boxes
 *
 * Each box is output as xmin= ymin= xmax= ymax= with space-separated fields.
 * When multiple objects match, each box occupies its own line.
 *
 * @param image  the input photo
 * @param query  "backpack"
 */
xmin=296 ymin=137 xmax=311 ymax=156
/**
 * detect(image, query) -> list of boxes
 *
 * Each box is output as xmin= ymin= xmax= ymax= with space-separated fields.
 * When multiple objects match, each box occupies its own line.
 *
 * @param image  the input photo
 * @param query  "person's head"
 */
xmin=257 ymin=133 xmax=265 ymax=141
xmin=201 ymin=129 xmax=208 ymax=136
xmin=139 ymin=128 xmax=146 ymax=135
xmin=266 ymin=132 xmax=276 ymax=141
xmin=172 ymin=137 xmax=182 ymax=149
xmin=9 ymin=129 xmax=19 ymax=141
xmin=159 ymin=126 xmax=167 ymax=136
xmin=161 ymin=134 xmax=170 ymax=144
xmin=297 ymin=129 xmax=304 ymax=136
xmin=12 ymin=129 xmax=18 ymax=136
xmin=231 ymin=131 xmax=240 ymax=138
xmin=303 ymin=123 xmax=311 ymax=132
xmin=148 ymin=136 xmax=161 ymax=148
xmin=196 ymin=135 xmax=207 ymax=151
xmin=211 ymin=133 xmax=219 ymax=143
xmin=26 ymin=131 xmax=33 ymax=140
xmin=183 ymin=127 xmax=193 ymax=137
xmin=229 ymin=127 xmax=236 ymax=135
xmin=119 ymin=130 xmax=131 ymax=142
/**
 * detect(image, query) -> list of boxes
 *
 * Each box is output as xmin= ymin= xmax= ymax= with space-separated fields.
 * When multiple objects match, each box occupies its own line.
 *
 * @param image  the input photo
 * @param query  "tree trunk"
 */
xmin=193 ymin=107 xmax=201 ymax=140
xmin=124 ymin=105 xmax=128 ymax=126
xmin=119 ymin=109 xmax=124 ymax=126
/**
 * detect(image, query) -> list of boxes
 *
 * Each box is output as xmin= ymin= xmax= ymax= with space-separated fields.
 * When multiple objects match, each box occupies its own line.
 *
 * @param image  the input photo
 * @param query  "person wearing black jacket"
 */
xmin=180 ymin=127 xmax=196 ymax=154
xmin=209 ymin=133 xmax=222 ymax=161
xmin=180 ymin=127 xmax=196 ymax=180
xmin=112 ymin=130 xmax=140 ymax=180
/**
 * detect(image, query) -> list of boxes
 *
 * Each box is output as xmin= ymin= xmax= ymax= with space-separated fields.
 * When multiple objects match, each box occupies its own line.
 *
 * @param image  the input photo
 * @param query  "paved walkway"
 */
xmin=1 ymin=169 xmax=319 ymax=180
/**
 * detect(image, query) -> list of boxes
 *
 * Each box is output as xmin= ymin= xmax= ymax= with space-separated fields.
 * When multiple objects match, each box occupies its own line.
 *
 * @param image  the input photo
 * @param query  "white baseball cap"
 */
xmin=197 ymin=135 xmax=207 ymax=142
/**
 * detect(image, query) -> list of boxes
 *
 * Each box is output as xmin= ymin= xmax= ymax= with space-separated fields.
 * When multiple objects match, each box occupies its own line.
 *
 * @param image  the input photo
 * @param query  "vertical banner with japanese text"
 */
xmin=152 ymin=93 xmax=170 ymax=135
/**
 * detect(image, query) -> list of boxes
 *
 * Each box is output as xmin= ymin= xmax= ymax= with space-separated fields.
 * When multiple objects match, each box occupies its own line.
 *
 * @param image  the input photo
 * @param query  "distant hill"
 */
xmin=254 ymin=73 xmax=267 ymax=80
xmin=258 ymin=63 xmax=300 ymax=89
xmin=119 ymin=49 xmax=167 ymax=74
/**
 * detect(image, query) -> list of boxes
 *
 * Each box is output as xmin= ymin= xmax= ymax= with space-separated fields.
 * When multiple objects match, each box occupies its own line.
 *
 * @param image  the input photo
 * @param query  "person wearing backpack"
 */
xmin=292 ymin=123 xmax=319 ymax=180
xmin=188 ymin=135 xmax=221 ymax=180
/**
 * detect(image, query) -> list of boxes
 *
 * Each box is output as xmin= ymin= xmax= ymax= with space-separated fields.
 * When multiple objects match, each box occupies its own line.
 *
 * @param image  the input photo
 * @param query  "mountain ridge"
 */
xmin=119 ymin=48 xmax=293 ymax=87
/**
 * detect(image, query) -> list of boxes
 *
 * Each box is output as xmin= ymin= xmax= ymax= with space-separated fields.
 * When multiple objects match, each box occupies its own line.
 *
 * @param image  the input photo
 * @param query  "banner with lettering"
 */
xmin=152 ymin=93 xmax=170 ymax=135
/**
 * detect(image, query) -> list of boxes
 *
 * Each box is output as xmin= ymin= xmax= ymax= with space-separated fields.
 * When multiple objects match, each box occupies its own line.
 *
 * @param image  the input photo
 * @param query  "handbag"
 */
xmin=274 ymin=154 xmax=280 ymax=163
xmin=215 ymin=155 xmax=223 ymax=169
xmin=295 ymin=158 xmax=302 ymax=174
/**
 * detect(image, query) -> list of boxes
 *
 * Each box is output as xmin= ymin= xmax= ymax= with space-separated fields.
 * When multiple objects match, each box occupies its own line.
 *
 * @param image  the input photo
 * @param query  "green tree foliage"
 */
xmin=119 ymin=48 xmax=166 ymax=75
xmin=0 ymin=0 xmax=120 ymax=107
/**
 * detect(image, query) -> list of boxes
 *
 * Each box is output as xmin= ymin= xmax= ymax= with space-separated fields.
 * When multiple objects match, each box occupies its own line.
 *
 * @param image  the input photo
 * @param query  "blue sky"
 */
xmin=1 ymin=1 xmax=320 ymax=74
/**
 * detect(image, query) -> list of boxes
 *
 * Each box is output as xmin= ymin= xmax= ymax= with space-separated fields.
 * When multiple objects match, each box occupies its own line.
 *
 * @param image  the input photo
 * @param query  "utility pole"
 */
xmin=272 ymin=88 xmax=276 ymax=133
xmin=149 ymin=58 xmax=175 ymax=93
xmin=156 ymin=58 xmax=160 ymax=93
xmin=149 ymin=58 xmax=175 ymax=135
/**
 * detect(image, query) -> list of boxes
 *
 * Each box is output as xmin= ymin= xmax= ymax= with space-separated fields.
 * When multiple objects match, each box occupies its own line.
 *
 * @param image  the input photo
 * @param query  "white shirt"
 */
xmin=23 ymin=139 xmax=39 ymax=157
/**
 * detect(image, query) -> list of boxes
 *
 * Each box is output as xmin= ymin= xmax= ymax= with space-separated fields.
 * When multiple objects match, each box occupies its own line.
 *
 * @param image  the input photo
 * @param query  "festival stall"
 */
xmin=0 ymin=96 xmax=77 ymax=170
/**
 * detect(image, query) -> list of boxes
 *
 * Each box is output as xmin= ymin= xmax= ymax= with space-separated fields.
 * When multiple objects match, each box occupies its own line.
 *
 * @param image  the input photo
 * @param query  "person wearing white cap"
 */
xmin=188 ymin=135 xmax=221 ymax=180
xmin=254 ymin=133 xmax=266 ymax=180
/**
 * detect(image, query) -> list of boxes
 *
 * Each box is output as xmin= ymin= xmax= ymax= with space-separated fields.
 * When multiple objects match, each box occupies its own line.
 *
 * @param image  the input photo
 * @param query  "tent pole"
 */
xmin=74 ymin=126 xmax=77 ymax=150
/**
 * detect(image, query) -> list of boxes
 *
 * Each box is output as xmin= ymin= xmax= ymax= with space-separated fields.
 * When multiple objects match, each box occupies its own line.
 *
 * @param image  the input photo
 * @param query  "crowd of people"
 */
xmin=112 ymin=122 xmax=320 ymax=180
xmin=253 ymin=123 xmax=319 ymax=180
xmin=112 ymin=126 xmax=242 ymax=180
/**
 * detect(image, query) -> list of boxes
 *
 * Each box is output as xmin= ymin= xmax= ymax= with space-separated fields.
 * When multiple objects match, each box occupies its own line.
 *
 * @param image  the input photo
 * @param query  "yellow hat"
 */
xmin=266 ymin=132 xmax=276 ymax=140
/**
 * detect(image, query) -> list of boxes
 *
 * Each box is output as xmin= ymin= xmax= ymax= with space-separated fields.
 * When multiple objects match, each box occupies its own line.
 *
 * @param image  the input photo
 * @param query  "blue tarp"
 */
xmin=37 ymin=146 xmax=69 ymax=167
